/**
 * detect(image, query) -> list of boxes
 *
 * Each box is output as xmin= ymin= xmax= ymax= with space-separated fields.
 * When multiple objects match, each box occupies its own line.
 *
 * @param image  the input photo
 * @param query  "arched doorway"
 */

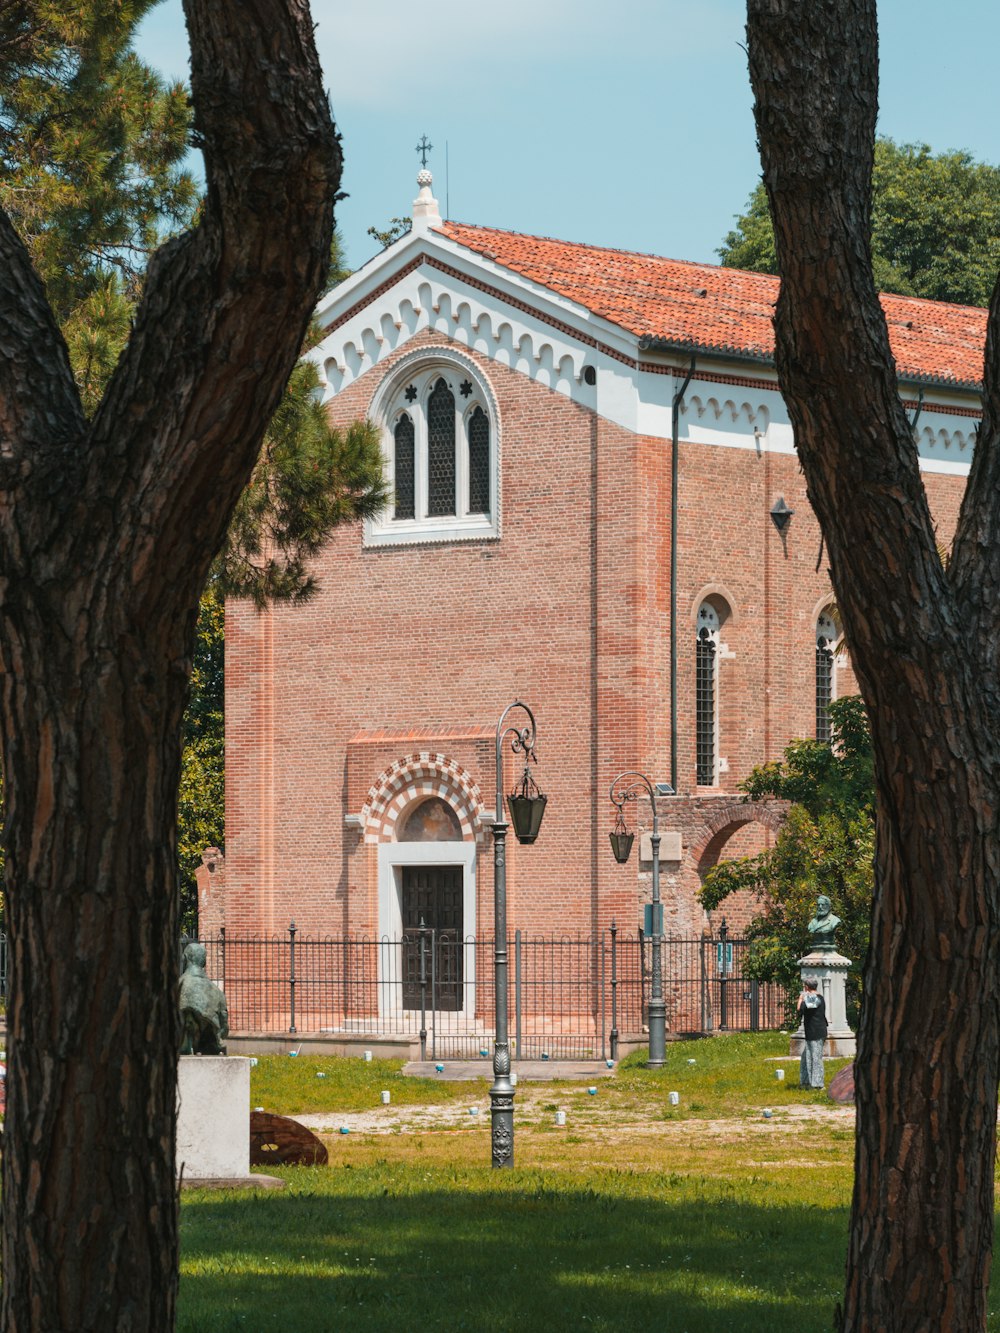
xmin=397 ymin=798 xmax=465 ymax=1011
xmin=362 ymin=756 xmax=485 ymax=1021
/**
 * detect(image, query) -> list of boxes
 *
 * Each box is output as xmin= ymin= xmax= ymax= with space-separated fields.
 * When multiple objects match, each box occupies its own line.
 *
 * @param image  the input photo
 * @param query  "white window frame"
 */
xmin=366 ymin=348 xmax=500 ymax=547
xmin=815 ymin=610 xmax=839 ymax=740
xmin=696 ymin=601 xmax=721 ymax=788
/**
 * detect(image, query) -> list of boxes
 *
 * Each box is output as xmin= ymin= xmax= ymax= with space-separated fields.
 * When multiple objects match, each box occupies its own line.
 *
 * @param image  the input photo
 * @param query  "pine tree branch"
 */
xmin=85 ymin=0 xmax=339 ymax=609
xmin=0 ymin=207 xmax=83 ymax=469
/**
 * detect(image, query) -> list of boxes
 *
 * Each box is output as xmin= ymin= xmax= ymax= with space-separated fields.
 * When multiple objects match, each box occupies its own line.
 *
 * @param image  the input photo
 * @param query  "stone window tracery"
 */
xmin=371 ymin=355 xmax=499 ymax=546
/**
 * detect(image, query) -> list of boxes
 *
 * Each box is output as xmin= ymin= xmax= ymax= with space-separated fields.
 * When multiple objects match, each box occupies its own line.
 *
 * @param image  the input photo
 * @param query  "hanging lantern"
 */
xmin=507 ymin=764 xmax=547 ymax=845
xmin=609 ymin=806 xmax=635 ymax=864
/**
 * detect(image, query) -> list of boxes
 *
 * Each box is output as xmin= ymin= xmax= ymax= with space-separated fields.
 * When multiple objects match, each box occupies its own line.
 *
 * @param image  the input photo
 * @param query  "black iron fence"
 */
xmin=176 ymin=922 xmax=792 ymax=1060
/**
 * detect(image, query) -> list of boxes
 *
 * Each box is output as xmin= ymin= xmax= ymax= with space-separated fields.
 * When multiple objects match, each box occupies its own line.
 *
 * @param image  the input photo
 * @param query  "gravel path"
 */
xmin=296 ymin=1088 xmax=855 ymax=1137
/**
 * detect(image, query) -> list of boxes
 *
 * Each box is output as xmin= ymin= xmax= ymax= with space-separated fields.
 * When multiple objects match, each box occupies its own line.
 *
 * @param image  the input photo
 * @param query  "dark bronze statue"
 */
xmin=807 ymin=894 xmax=842 ymax=954
xmin=179 ymin=941 xmax=229 ymax=1055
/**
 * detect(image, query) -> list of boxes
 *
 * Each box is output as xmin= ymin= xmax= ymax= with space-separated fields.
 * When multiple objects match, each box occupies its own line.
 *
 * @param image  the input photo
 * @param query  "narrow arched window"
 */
xmin=468 ymin=406 xmax=490 ymax=514
xmin=816 ymin=611 xmax=837 ymax=743
xmin=696 ymin=602 xmax=720 ymax=786
xmin=393 ymin=412 xmax=415 ymax=520
xmin=427 ymin=378 xmax=456 ymax=517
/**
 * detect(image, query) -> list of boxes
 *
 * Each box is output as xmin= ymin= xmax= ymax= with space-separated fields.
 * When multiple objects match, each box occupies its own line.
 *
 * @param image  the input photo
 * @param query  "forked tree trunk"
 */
xmin=0 ymin=1 xmax=339 ymax=1327
xmin=747 ymin=2 xmax=1000 ymax=1328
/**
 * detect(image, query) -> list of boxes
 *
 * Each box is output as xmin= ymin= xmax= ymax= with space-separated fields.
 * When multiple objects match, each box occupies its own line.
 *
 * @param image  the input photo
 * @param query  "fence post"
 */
xmin=750 ymin=977 xmax=760 ymax=1032
xmin=419 ymin=918 xmax=428 ymax=1062
xmin=219 ymin=924 xmax=226 ymax=993
xmin=514 ymin=929 xmax=522 ymax=1064
xmin=719 ymin=918 xmax=729 ymax=1031
xmin=701 ymin=932 xmax=710 ymax=1031
xmin=430 ymin=929 xmax=437 ymax=1061
xmin=288 ymin=919 xmax=297 ymax=1035
xmin=609 ymin=919 xmax=619 ymax=1062
xmin=639 ymin=926 xmax=648 ymax=1031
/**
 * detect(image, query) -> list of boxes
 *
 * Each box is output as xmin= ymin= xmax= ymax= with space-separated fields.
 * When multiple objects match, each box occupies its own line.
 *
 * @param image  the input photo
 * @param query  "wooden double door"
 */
xmin=401 ymin=865 xmax=464 ymax=1011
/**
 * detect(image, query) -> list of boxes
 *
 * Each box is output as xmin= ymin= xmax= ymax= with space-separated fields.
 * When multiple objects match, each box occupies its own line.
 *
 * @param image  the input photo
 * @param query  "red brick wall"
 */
xmin=222 ymin=331 xmax=967 ymax=945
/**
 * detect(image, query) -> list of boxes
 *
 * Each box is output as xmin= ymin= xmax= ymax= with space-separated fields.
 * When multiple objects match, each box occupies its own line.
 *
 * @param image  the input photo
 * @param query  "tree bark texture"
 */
xmin=0 ymin=3 xmax=339 ymax=1328
xmin=747 ymin=2 xmax=1000 ymax=1329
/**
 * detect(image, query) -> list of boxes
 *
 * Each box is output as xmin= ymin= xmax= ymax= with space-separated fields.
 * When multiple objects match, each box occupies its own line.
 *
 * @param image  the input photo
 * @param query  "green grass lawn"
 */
xmin=175 ymin=1035 xmax=990 ymax=1331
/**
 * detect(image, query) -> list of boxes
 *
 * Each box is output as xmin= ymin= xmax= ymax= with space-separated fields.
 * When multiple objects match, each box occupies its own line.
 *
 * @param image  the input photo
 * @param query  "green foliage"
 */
xmin=326 ymin=227 xmax=352 ymax=288
xmin=720 ymin=138 xmax=1000 ymax=306
xmin=217 ymin=358 xmax=389 ymax=608
xmin=60 ymin=272 xmax=134 ymax=413
xmin=367 ymin=216 xmax=411 ymax=249
xmin=176 ymin=588 xmax=225 ymax=929
xmin=0 ymin=0 xmax=197 ymax=321
xmin=699 ymin=698 xmax=875 ymax=1022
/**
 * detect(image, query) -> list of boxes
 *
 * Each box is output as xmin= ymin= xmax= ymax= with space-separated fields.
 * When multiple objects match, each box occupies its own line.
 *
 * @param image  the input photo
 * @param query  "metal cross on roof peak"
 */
xmin=415 ymin=135 xmax=433 ymax=168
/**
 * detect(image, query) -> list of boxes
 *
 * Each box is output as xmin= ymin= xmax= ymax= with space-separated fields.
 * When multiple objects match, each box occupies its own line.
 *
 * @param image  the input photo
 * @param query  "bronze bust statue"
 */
xmin=179 ymin=941 xmax=230 ymax=1055
xmin=807 ymin=895 xmax=842 ymax=954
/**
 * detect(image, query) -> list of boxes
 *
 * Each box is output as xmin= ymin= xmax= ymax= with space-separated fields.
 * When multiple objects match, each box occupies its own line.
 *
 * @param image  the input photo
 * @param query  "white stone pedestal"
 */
xmin=789 ymin=950 xmax=856 ymax=1058
xmin=177 ymin=1056 xmax=250 ymax=1180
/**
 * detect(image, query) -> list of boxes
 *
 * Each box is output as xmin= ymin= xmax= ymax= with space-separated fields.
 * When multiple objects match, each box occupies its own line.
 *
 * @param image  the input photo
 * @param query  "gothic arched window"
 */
xmin=370 ymin=357 xmax=499 ymax=546
xmin=468 ymin=405 xmax=490 ymax=514
xmin=427 ymin=378 xmax=456 ymax=517
xmin=393 ymin=412 xmax=415 ymax=520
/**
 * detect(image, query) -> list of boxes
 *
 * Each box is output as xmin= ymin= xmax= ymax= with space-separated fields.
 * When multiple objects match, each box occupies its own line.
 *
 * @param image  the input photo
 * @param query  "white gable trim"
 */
xmin=309 ymin=235 xmax=978 ymax=477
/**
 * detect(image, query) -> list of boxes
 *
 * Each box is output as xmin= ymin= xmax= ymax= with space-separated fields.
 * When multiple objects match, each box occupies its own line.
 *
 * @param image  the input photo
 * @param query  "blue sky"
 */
xmin=135 ymin=1 xmax=1000 ymax=274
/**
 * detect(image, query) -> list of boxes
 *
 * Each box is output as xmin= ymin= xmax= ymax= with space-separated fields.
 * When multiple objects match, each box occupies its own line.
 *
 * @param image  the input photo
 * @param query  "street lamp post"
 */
xmin=490 ymin=701 xmax=546 ymax=1168
xmin=608 ymin=771 xmax=673 ymax=1068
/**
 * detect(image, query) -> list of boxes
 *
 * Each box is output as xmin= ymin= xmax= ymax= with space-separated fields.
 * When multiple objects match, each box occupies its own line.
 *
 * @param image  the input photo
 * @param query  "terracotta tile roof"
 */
xmin=438 ymin=221 xmax=987 ymax=390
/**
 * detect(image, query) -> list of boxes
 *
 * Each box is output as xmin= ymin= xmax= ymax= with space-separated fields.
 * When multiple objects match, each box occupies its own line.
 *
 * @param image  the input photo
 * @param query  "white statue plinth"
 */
xmin=177 ymin=1055 xmax=250 ymax=1179
xmin=789 ymin=951 xmax=856 ymax=1058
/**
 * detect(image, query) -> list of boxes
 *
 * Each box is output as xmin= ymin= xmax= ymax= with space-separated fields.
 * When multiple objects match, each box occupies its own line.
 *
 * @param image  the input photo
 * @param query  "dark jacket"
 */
xmin=798 ymin=992 xmax=828 ymax=1042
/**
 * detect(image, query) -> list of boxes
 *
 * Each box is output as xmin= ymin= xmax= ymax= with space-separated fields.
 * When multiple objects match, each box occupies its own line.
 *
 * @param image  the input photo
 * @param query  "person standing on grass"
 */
xmin=798 ymin=979 xmax=828 ymax=1089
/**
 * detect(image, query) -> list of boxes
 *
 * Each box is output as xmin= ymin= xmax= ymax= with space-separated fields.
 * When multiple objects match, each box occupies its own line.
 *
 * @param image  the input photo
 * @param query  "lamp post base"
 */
xmin=647 ymin=997 xmax=667 ymax=1068
xmin=490 ymin=1043 xmax=515 ymax=1168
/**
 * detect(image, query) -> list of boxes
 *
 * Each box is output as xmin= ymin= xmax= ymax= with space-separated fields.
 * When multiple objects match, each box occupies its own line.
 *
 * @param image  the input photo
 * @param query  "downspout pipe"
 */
xmin=670 ymin=354 xmax=696 ymax=794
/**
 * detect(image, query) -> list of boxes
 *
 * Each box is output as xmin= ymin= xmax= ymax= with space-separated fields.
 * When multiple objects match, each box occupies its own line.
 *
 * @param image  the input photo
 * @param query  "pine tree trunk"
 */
xmin=0 ymin=1 xmax=339 ymax=1326
xmin=0 ymin=589 xmax=190 ymax=1329
xmin=747 ymin=1 xmax=1000 ymax=1327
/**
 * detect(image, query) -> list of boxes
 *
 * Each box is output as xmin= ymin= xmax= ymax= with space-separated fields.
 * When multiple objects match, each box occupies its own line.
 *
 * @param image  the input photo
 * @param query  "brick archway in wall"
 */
xmin=688 ymin=798 xmax=789 ymax=874
xmin=361 ymin=753 xmax=487 ymax=845
xmin=684 ymin=797 xmax=789 ymax=933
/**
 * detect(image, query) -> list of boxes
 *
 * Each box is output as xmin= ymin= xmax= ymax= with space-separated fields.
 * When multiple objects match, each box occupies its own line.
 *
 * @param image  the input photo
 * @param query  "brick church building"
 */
xmin=199 ymin=168 xmax=979 ymax=1029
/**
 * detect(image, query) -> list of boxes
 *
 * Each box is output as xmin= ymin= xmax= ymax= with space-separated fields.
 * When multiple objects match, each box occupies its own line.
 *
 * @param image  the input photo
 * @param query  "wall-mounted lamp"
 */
xmin=770 ymin=496 xmax=794 ymax=534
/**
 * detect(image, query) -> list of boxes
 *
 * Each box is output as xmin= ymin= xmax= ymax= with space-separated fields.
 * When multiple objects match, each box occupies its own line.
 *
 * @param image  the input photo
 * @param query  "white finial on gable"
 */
xmin=412 ymin=168 xmax=441 ymax=231
xmin=412 ymin=134 xmax=441 ymax=231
